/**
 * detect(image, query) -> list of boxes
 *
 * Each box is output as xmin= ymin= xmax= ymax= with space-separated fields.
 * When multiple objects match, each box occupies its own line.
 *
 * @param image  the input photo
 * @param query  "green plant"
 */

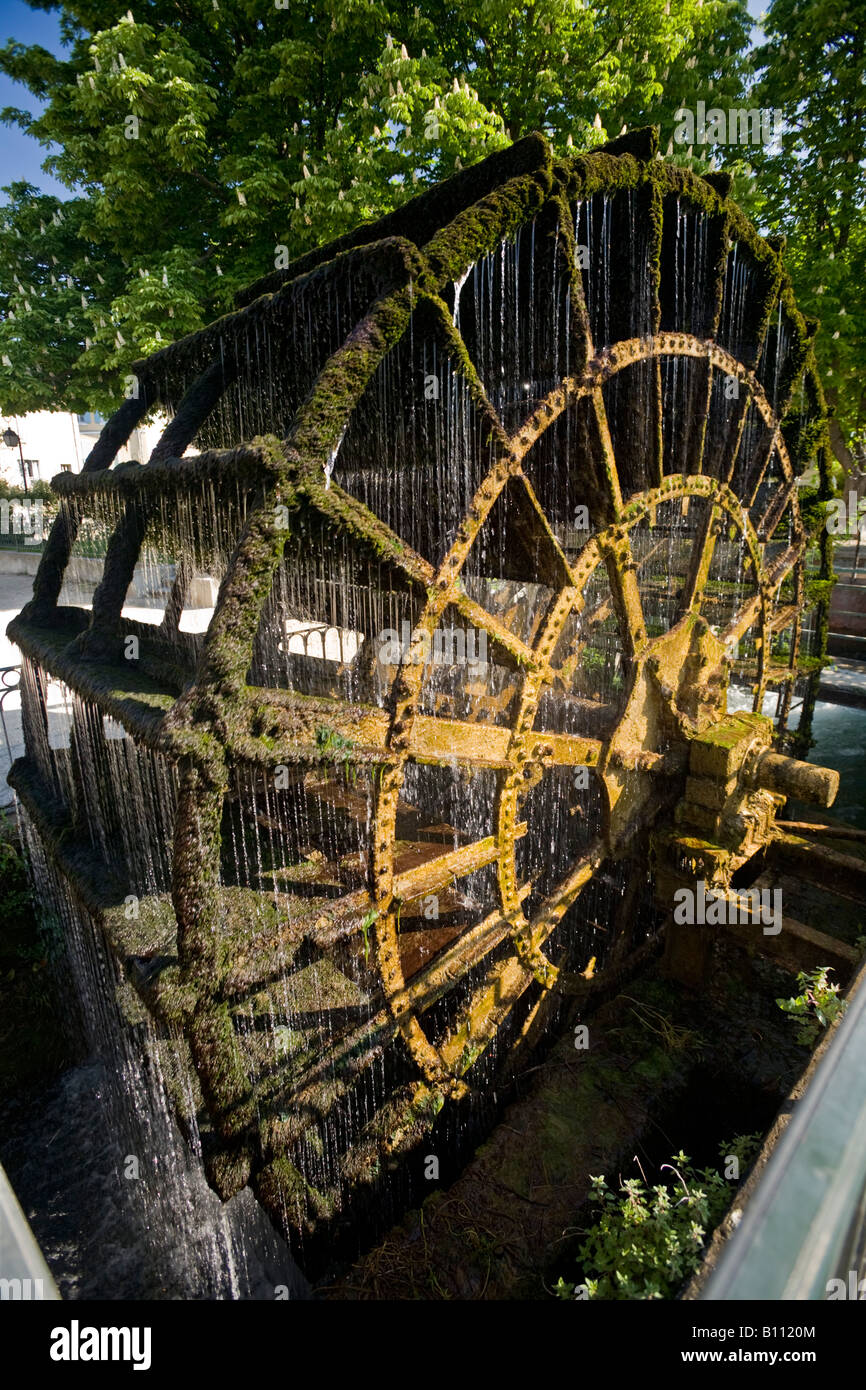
xmin=581 ymin=647 xmax=606 ymax=673
xmin=0 ymin=479 xmax=55 ymax=503
xmin=315 ymin=726 xmax=356 ymax=784
xmin=776 ymin=967 xmax=847 ymax=1047
xmin=578 ymin=645 xmax=609 ymax=695
xmin=725 ymin=1131 xmax=764 ymax=1171
xmin=555 ymin=1136 xmax=761 ymax=1301
xmin=771 ymin=631 xmax=792 ymax=662
xmin=0 ymin=813 xmax=30 ymax=918
xmin=359 ymin=908 xmax=377 ymax=962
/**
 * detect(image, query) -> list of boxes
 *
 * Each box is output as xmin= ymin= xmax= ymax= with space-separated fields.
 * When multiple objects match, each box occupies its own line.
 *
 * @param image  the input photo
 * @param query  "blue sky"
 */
xmin=0 ymin=0 xmax=770 ymax=200
xmin=0 ymin=0 xmax=70 ymax=198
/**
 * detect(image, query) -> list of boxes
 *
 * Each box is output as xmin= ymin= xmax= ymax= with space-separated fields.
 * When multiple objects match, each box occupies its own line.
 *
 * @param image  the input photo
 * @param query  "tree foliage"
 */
xmin=751 ymin=0 xmax=866 ymax=465
xmin=0 ymin=0 xmax=860 ymax=474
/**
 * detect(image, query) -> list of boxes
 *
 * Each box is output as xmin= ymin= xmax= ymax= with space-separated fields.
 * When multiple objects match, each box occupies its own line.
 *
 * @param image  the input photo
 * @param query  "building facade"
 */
xmin=0 ymin=410 xmax=162 ymax=489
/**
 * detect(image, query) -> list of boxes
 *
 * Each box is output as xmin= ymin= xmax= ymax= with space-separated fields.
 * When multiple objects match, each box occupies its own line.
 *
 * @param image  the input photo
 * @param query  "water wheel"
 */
xmin=10 ymin=128 xmax=837 ymax=1255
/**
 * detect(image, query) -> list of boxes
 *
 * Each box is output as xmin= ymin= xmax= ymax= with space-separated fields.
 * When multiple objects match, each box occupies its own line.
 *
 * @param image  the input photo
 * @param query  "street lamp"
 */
xmin=2 ymin=426 xmax=29 ymax=495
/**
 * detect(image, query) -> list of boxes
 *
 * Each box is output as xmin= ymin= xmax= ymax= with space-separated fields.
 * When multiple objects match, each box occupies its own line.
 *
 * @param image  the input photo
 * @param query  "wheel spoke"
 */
xmin=590 ymin=386 xmax=624 ymax=517
xmin=451 ymin=590 xmax=541 ymax=671
xmin=591 ymin=388 xmax=648 ymax=658
xmin=678 ymin=502 xmax=721 ymax=617
xmin=392 ymin=829 xmax=524 ymax=902
xmin=756 ymin=475 xmax=796 ymax=540
xmin=302 ymin=470 xmax=435 ymax=589
xmin=721 ymin=543 xmax=800 ymax=649
xmin=517 ymin=469 xmax=581 ymax=589
xmin=528 ymin=839 xmax=606 ymax=949
xmin=408 ymin=714 xmax=603 ymax=770
xmin=438 ymin=953 xmax=534 ymax=1077
xmin=721 ymin=388 xmax=753 ymax=487
xmin=747 ymin=430 xmax=781 ymax=509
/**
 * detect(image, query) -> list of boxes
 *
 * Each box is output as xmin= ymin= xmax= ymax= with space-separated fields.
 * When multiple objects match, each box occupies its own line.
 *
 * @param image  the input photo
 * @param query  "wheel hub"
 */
xmin=602 ymin=612 xmax=727 ymax=852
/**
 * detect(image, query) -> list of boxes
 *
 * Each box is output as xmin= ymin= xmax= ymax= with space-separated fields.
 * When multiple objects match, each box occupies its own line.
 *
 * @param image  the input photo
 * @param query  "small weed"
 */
xmin=618 ymin=995 xmax=704 ymax=1055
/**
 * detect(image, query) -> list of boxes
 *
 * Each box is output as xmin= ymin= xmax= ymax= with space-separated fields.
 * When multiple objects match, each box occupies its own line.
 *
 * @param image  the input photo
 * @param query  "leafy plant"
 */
xmin=315 ymin=725 xmax=356 ymax=783
xmin=555 ymin=1136 xmax=761 ymax=1300
xmin=776 ymin=967 xmax=847 ymax=1047
xmin=0 ymin=812 xmax=30 ymax=918
xmin=581 ymin=647 xmax=606 ymax=673
xmin=359 ymin=908 xmax=377 ymax=963
xmin=725 ymin=1131 xmax=764 ymax=1173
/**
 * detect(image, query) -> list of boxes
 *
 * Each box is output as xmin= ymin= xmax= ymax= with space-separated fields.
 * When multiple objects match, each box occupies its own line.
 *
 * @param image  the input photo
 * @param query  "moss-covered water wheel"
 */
xmin=10 ymin=128 xmax=836 ymax=1256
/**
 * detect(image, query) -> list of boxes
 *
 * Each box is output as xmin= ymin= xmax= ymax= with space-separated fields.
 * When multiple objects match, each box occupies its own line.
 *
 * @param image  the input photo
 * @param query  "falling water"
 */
xmin=12 ymin=810 xmax=307 ymax=1299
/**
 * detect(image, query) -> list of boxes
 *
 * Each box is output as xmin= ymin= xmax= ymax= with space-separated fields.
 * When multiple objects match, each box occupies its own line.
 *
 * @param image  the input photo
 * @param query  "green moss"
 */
xmin=236 ymin=133 xmax=551 ymax=310
xmin=254 ymin=1155 xmax=336 ymax=1231
xmin=203 ymin=1142 xmax=253 ymax=1200
xmin=188 ymin=999 xmax=256 ymax=1138
xmin=424 ymin=168 xmax=553 ymax=284
xmin=805 ymin=576 xmax=837 ymax=605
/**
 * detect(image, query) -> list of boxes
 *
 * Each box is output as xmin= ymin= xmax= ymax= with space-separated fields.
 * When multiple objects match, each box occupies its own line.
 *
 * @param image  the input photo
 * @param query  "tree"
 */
xmin=751 ymin=0 xmax=866 ymax=470
xmin=0 ymin=1 xmax=751 ymax=413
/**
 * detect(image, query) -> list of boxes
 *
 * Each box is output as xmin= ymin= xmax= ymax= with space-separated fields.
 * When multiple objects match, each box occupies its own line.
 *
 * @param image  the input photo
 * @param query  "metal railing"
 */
xmin=0 ymin=666 xmax=20 ymax=787
xmin=0 ymin=531 xmax=47 ymax=552
xmin=702 ymin=960 xmax=866 ymax=1301
xmin=0 ymin=1162 xmax=59 ymax=1301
